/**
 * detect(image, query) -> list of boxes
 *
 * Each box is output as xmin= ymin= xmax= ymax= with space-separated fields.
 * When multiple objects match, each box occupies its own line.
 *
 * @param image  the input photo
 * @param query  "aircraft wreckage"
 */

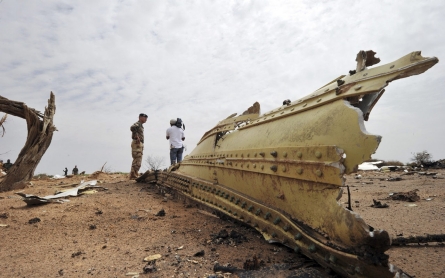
xmin=140 ymin=51 xmax=439 ymax=277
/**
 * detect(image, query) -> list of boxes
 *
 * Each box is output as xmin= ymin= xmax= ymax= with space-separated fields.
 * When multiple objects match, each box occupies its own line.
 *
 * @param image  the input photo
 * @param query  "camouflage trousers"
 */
xmin=130 ymin=141 xmax=144 ymax=179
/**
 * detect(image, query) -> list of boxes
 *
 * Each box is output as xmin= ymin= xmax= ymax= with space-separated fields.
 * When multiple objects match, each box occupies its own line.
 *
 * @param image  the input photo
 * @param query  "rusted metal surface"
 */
xmin=144 ymin=51 xmax=438 ymax=277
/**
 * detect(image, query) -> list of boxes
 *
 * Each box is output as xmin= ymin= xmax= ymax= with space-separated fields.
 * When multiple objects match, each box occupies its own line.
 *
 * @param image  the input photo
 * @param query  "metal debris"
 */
xmin=15 ymin=180 xmax=104 ymax=205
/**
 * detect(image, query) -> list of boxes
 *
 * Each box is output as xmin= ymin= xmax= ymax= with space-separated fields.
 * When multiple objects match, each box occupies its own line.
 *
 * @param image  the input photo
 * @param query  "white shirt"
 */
xmin=166 ymin=126 xmax=185 ymax=148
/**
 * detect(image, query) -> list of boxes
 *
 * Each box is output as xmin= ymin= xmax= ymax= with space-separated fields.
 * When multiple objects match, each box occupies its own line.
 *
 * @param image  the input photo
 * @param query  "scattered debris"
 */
xmin=392 ymin=234 xmax=445 ymax=245
xmin=142 ymin=260 xmax=157 ymax=273
xmin=210 ymin=229 xmax=248 ymax=245
xmin=0 ymin=224 xmax=9 ymax=227
xmin=371 ymin=199 xmax=389 ymax=208
xmin=418 ymin=172 xmax=437 ymax=176
xmin=125 ymin=272 xmax=140 ymax=276
xmin=214 ymin=263 xmax=244 ymax=274
xmin=15 ymin=180 xmax=104 ymax=205
xmin=405 ymin=204 xmax=418 ymax=207
xmin=387 ymin=189 xmax=420 ymax=202
xmin=386 ymin=177 xmax=402 ymax=181
xmin=0 ymin=212 xmax=9 ymax=218
xmin=28 ymin=217 xmax=41 ymax=224
xmin=155 ymin=209 xmax=165 ymax=217
xmin=380 ymin=166 xmax=399 ymax=172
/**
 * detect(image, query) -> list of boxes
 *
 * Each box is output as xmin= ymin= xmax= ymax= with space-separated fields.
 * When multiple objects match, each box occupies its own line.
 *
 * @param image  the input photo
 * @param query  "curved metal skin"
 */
xmin=153 ymin=51 xmax=438 ymax=278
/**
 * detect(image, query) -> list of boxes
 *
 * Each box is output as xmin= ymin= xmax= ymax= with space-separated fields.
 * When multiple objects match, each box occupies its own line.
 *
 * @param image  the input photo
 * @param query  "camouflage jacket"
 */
xmin=130 ymin=121 xmax=144 ymax=143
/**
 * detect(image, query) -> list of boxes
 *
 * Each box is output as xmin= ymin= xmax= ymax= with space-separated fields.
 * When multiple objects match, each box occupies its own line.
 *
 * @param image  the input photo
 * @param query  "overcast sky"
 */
xmin=0 ymin=0 xmax=444 ymax=176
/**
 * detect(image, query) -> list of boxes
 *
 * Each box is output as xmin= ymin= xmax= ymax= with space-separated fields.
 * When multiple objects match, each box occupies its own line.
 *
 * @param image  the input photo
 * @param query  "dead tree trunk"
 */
xmin=0 ymin=92 xmax=56 ymax=192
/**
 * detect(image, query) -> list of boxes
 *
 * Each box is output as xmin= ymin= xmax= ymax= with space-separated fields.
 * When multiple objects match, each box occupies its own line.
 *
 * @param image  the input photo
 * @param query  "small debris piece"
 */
xmin=142 ymin=260 xmax=157 ymax=273
xmin=187 ymin=259 xmax=199 ymax=264
xmin=89 ymin=224 xmax=97 ymax=230
xmin=125 ymin=272 xmax=140 ymax=276
xmin=177 ymin=246 xmax=184 ymax=250
xmin=0 ymin=224 xmax=9 ymax=227
xmin=155 ymin=209 xmax=165 ymax=217
xmin=28 ymin=217 xmax=41 ymax=224
xmin=371 ymin=199 xmax=389 ymax=208
xmin=194 ymin=250 xmax=205 ymax=257
xmin=386 ymin=177 xmax=402 ymax=181
xmin=58 ymin=269 xmax=64 ymax=276
xmin=95 ymin=210 xmax=103 ymax=215
xmin=0 ymin=212 xmax=9 ymax=218
xmin=388 ymin=189 xmax=420 ymax=202
xmin=405 ymin=204 xmax=418 ymax=207
xmin=143 ymin=254 xmax=162 ymax=262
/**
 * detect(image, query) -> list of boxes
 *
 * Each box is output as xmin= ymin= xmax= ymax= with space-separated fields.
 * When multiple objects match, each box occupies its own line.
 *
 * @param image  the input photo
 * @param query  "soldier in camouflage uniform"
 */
xmin=130 ymin=113 xmax=148 ymax=179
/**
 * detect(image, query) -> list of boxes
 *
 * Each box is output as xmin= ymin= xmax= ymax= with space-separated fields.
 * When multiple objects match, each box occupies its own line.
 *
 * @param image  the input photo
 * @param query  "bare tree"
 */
xmin=0 ymin=92 xmax=56 ymax=192
xmin=411 ymin=150 xmax=432 ymax=166
xmin=145 ymin=155 xmax=165 ymax=171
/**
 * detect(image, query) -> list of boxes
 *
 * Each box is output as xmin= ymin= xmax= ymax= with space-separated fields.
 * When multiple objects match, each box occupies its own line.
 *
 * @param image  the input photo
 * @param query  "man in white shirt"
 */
xmin=166 ymin=119 xmax=185 ymax=165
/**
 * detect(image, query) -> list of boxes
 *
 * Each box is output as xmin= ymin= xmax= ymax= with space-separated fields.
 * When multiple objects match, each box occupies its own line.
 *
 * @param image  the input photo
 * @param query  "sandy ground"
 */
xmin=0 ymin=169 xmax=444 ymax=278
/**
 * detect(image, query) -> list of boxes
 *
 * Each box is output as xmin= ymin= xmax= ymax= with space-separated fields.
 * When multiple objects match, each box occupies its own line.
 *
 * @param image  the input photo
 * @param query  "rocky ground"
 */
xmin=0 ymin=169 xmax=444 ymax=278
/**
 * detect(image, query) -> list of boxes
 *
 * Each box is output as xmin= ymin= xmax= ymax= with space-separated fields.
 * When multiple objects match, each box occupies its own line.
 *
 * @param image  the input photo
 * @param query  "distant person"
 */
xmin=63 ymin=167 xmax=68 ymax=176
xmin=3 ymin=159 xmax=13 ymax=172
xmin=130 ymin=113 xmax=148 ymax=179
xmin=166 ymin=118 xmax=185 ymax=165
xmin=72 ymin=165 xmax=79 ymax=175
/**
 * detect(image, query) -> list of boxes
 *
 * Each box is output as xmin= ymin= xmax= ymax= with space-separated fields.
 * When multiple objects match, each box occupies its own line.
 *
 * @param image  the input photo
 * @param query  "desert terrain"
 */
xmin=0 ymin=169 xmax=444 ymax=278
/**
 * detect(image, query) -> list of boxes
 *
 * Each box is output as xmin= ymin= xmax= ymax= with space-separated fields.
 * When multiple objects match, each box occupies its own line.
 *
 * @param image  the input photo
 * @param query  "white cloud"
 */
xmin=0 ymin=0 xmax=444 ymax=175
